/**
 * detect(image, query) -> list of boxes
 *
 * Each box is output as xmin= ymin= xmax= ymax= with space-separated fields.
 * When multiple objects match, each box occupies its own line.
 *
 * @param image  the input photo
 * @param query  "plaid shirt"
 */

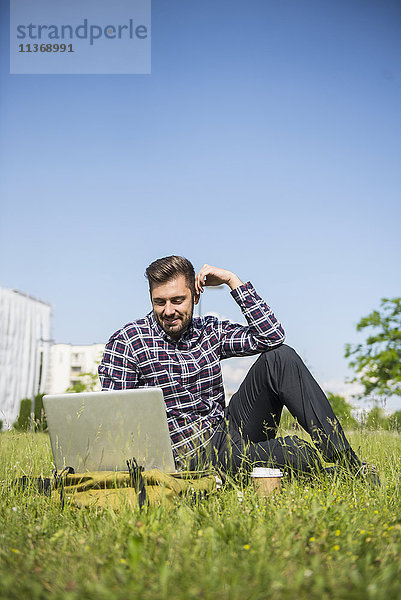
xmin=98 ymin=282 xmax=285 ymax=464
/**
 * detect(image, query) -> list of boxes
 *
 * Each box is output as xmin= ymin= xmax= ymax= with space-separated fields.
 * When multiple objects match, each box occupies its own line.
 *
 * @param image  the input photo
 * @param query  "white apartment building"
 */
xmin=0 ymin=286 xmax=52 ymax=427
xmin=45 ymin=343 xmax=105 ymax=395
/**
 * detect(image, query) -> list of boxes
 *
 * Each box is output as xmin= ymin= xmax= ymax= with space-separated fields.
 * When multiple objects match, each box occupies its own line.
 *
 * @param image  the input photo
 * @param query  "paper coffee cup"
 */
xmin=250 ymin=467 xmax=283 ymax=497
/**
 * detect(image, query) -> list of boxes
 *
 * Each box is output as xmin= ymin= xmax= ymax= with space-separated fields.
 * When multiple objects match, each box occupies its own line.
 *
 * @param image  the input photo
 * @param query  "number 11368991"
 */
xmin=19 ymin=43 xmax=74 ymax=53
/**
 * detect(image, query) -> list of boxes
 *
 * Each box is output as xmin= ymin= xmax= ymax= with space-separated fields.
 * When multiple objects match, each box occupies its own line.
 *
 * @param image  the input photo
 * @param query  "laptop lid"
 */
xmin=43 ymin=388 xmax=176 ymax=473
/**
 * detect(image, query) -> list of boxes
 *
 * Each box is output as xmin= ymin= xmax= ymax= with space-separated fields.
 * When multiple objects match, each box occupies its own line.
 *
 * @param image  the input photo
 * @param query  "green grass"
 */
xmin=1 ymin=430 xmax=400 ymax=600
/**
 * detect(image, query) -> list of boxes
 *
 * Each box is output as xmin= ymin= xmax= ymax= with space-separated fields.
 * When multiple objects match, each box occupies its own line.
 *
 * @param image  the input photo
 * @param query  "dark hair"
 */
xmin=145 ymin=256 xmax=195 ymax=296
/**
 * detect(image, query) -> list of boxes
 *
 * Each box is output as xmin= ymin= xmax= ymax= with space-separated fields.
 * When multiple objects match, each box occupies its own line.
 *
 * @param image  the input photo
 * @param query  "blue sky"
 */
xmin=1 ymin=0 xmax=400 ymax=409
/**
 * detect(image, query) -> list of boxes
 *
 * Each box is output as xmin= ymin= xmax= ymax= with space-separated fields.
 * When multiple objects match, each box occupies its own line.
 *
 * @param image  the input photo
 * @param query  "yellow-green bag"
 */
xmin=53 ymin=462 xmax=218 ymax=510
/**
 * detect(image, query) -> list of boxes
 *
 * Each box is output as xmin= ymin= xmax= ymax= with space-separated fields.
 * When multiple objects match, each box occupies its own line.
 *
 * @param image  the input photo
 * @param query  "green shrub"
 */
xmin=33 ymin=393 xmax=47 ymax=432
xmin=12 ymin=394 xmax=48 ymax=432
xmin=365 ymin=406 xmax=390 ymax=430
xmin=13 ymin=398 xmax=32 ymax=431
xmin=389 ymin=409 xmax=401 ymax=431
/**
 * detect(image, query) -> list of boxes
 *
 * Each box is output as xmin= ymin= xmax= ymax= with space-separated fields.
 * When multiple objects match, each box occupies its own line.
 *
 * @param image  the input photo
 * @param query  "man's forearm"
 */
xmin=195 ymin=264 xmax=243 ymax=295
xmin=226 ymin=273 xmax=243 ymax=291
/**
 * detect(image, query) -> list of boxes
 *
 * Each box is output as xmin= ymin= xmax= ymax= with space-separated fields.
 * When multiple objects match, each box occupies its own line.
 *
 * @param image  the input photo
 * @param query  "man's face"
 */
xmin=150 ymin=275 xmax=198 ymax=341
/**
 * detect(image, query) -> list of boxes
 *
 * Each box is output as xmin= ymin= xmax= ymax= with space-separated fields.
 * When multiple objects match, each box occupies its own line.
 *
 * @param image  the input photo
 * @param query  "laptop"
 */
xmin=43 ymin=388 xmax=176 ymax=473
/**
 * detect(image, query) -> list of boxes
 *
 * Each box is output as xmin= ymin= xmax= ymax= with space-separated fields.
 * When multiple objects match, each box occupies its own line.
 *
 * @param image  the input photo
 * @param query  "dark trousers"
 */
xmin=192 ymin=345 xmax=357 ymax=475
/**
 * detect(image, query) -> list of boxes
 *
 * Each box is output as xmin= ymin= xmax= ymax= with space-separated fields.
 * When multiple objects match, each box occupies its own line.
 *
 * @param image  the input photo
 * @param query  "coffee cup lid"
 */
xmin=250 ymin=467 xmax=283 ymax=477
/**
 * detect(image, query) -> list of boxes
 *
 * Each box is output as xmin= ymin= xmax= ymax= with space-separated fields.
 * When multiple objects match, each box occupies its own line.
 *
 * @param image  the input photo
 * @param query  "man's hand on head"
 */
xmin=195 ymin=264 xmax=243 ymax=295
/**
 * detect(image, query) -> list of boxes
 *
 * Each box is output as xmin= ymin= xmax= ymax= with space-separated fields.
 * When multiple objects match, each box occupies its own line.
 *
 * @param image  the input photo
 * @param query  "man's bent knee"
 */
xmin=261 ymin=344 xmax=299 ymax=362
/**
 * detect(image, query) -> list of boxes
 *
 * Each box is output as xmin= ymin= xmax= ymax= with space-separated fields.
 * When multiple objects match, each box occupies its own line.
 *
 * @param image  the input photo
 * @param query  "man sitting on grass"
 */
xmin=99 ymin=255 xmax=377 ymax=481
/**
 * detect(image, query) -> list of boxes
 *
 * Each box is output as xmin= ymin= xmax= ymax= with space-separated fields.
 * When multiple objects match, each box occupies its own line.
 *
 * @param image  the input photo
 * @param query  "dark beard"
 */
xmin=155 ymin=307 xmax=194 ymax=340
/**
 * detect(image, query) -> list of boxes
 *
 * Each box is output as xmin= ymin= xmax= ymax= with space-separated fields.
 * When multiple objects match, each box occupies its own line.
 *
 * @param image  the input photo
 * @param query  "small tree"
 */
xmin=389 ymin=410 xmax=401 ymax=431
xmin=13 ymin=398 xmax=32 ymax=431
xmin=345 ymin=297 xmax=401 ymax=398
xmin=365 ymin=406 xmax=389 ymax=430
xmin=66 ymin=371 xmax=99 ymax=393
